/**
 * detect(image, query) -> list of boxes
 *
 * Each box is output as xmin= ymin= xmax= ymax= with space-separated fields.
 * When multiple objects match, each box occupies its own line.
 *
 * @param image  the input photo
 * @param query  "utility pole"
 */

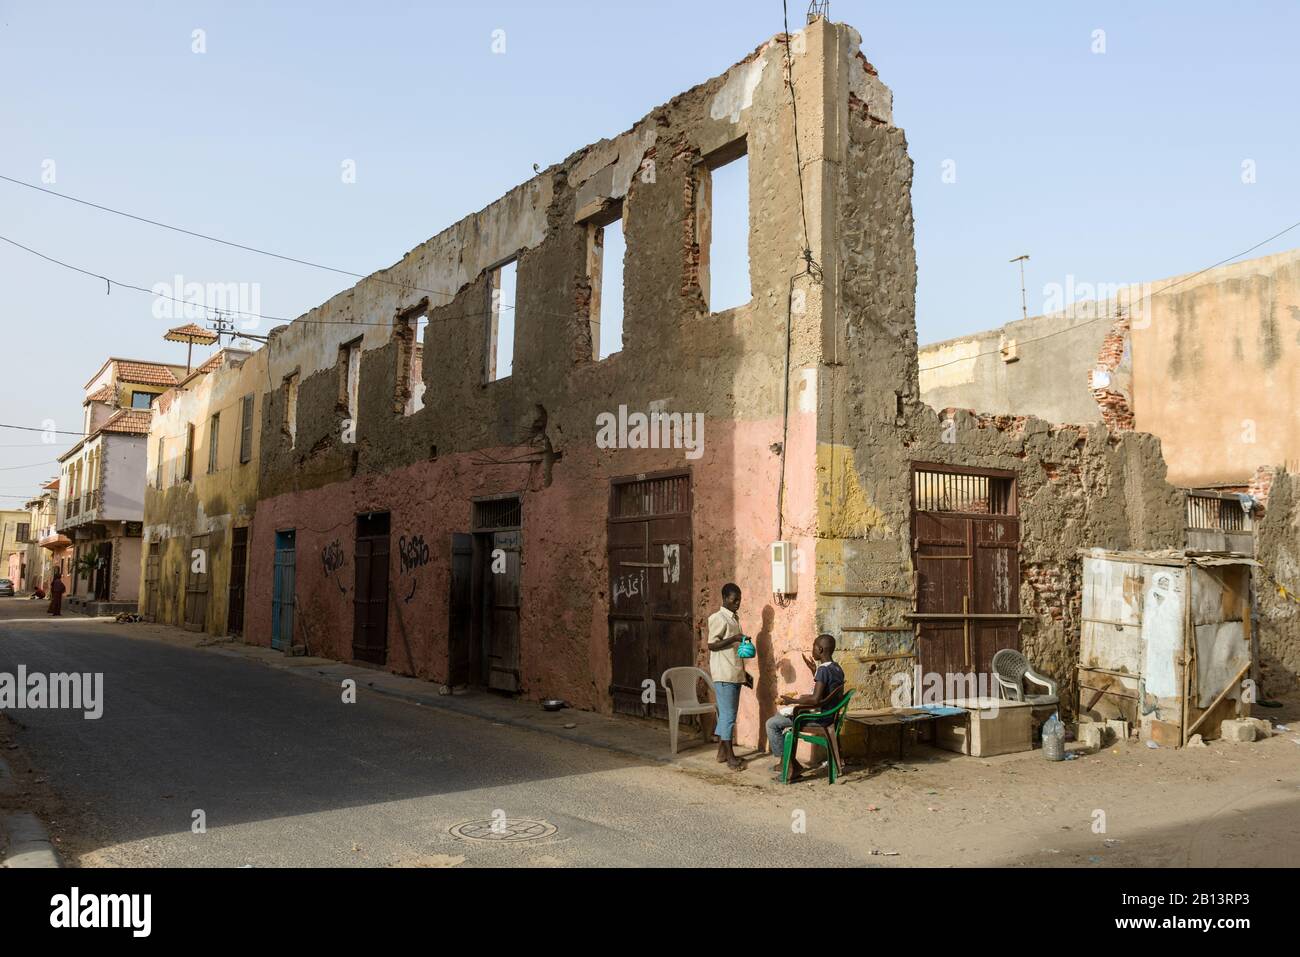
xmin=1010 ymin=254 xmax=1030 ymax=321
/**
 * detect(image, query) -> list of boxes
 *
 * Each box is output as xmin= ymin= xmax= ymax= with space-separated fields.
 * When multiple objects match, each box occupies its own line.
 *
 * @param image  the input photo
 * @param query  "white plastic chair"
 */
xmin=661 ymin=666 xmax=718 ymax=755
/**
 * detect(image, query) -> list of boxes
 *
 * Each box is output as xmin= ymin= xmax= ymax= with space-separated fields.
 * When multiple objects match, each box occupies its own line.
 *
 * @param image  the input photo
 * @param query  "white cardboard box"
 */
xmin=935 ymin=697 xmax=1034 ymax=757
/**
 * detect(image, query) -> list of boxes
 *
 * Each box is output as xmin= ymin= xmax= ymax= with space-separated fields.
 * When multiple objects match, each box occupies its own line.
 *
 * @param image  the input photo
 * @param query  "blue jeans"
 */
xmin=713 ymin=681 xmax=741 ymax=740
xmin=766 ymin=714 xmax=794 ymax=756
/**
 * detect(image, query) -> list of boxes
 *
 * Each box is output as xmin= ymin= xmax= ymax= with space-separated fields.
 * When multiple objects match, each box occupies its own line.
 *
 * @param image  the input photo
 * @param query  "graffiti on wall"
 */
xmin=322 ymin=539 xmax=347 ymax=594
xmin=399 ymin=534 xmax=431 ymax=603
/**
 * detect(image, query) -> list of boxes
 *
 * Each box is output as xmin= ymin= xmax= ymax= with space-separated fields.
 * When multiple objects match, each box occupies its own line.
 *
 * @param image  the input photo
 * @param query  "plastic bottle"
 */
xmin=1042 ymin=712 xmax=1065 ymax=761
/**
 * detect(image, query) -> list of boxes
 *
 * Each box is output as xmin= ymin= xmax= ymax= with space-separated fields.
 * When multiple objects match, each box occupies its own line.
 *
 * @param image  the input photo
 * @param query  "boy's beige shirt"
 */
xmin=707 ymin=606 xmax=746 ymax=683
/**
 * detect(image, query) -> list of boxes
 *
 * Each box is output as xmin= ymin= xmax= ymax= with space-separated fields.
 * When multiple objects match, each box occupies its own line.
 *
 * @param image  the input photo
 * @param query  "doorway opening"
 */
xmin=353 ymin=512 xmax=391 ymax=666
xmin=469 ymin=496 xmax=522 ymax=693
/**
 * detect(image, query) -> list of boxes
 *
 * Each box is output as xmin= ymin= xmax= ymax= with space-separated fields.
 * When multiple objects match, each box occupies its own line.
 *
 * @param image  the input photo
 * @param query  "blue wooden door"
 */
xmin=272 ymin=530 xmax=296 ymax=651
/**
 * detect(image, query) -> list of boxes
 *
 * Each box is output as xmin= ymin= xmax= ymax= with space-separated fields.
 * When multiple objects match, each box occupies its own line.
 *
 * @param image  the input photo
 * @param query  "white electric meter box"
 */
xmin=770 ymin=541 xmax=797 ymax=596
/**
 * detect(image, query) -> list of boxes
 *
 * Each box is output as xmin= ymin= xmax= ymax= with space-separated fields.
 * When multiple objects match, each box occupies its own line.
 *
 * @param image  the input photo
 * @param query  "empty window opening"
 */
xmin=284 ymin=372 xmax=299 ymax=447
xmin=131 ymin=391 xmax=154 ymax=409
xmin=699 ymin=148 xmax=751 ymax=313
xmin=395 ymin=307 xmax=427 ymax=415
xmin=912 ymin=466 xmax=1016 ymax=516
xmin=339 ymin=338 xmax=362 ymax=422
xmin=588 ymin=214 xmax=626 ymax=360
xmin=207 ymin=412 xmax=220 ymax=474
xmin=487 ymin=260 xmax=518 ymax=382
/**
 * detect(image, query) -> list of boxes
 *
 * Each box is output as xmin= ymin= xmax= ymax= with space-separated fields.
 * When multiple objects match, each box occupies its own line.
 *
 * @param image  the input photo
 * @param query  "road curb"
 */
xmin=1 ymin=812 xmax=63 ymax=868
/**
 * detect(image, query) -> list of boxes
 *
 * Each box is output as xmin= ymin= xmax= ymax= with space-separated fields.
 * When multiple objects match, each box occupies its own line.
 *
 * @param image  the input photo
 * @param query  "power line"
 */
xmin=0 ymin=461 xmax=58 ymax=472
xmin=0 ymin=423 xmax=85 ymax=436
xmin=0 ymin=172 xmax=466 ymax=304
xmin=0 ymin=232 xmax=567 ymax=335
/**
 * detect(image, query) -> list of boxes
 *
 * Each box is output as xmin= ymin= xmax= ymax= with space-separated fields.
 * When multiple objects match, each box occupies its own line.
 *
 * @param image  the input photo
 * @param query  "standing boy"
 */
xmin=706 ymin=582 xmax=747 ymax=770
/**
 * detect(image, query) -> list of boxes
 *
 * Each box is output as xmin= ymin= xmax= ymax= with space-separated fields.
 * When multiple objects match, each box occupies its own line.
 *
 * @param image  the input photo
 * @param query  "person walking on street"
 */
xmin=48 ymin=570 xmax=66 ymax=616
xmin=707 ymin=582 xmax=748 ymax=770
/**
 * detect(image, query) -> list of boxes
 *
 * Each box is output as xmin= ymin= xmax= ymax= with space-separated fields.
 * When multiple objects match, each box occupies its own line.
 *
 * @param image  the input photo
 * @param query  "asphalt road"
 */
xmin=0 ymin=600 xmax=858 ymax=867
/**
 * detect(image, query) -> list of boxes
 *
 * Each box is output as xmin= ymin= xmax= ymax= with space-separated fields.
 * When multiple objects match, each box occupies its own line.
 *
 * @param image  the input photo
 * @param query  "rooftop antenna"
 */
xmin=1010 ymin=254 xmax=1030 ymax=321
xmin=807 ymin=1 xmax=830 ymax=23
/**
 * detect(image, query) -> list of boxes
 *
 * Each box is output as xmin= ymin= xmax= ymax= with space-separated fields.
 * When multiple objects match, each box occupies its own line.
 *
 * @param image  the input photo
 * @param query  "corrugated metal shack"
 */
xmin=1078 ymin=549 xmax=1256 ymax=747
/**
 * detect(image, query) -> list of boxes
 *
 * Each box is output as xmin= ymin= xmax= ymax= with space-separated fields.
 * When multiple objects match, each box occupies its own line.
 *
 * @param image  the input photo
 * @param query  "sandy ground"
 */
xmin=3 ymin=604 xmax=1299 ymax=867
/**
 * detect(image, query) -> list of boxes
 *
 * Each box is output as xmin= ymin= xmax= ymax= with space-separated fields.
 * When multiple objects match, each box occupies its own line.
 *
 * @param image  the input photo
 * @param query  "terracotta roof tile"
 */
xmin=114 ymin=360 xmax=179 ymax=387
xmin=195 ymin=352 xmax=224 ymax=374
xmin=97 ymin=408 xmax=153 ymax=436
xmin=84 ymin=384 xmax=115 ymax=404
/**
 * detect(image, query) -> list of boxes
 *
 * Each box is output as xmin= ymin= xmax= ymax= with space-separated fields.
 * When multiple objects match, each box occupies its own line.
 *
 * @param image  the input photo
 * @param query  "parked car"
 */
xmin=0 ymin=579 xmax=15 ymax=597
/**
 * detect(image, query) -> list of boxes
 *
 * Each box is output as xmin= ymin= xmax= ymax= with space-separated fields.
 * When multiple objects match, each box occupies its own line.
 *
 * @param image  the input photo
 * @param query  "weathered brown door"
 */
xmin=448 ymin=534 xmax=474 ymax=687
xmin=144 ymin=543 xmax=160 ymax=621
xmin=608 ymin=472 xmax=694 ymax=718
xmin=227 ymin=527 xmax=248 ymax=636
xmin=184 ymin=534 xmax=210 ymax=631
xmin=911 ymin=464 xmax=1020 ymax=688
xmin=352 ymin=512 xmax=391 ymax=665
xmin=484 ymin=529 xmax=521 ymax=692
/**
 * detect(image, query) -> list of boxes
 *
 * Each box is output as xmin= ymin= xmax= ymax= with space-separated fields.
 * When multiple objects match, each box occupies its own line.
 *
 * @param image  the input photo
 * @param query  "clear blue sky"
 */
xmin=2 ymin=1 xmax=1297 ymax=493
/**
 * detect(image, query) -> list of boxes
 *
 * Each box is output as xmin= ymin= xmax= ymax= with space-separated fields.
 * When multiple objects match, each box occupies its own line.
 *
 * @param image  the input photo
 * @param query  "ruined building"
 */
xmin=142 ymin=17 xmax=1299 ymax=748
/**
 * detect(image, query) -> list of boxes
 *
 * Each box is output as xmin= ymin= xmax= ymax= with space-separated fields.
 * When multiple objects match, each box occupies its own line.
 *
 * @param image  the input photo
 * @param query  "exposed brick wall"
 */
xmin=1249 ymin=464 xmax=1277 ymax=511
xmin=1091 ymin=314 xmax=1135 ymax=431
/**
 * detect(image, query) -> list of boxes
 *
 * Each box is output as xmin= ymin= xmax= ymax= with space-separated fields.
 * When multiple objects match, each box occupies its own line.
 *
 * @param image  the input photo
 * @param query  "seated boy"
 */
xmin=766 ymin=634 xmax=845 ymax=781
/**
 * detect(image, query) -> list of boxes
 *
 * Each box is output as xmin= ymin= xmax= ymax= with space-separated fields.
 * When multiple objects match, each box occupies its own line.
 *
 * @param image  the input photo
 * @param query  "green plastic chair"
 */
xmin=779 ymin=690 xmax=855 ymax=784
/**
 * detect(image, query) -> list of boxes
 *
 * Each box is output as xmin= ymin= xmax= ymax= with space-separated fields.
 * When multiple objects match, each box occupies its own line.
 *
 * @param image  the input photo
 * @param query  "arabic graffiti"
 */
xmin=613 ymin=568 xmax=648 ymax=607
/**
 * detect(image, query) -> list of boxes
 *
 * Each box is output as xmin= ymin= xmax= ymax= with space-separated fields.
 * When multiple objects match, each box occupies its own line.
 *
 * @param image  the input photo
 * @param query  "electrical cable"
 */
xmin=0 ymin=172 xmax=469 ymax=304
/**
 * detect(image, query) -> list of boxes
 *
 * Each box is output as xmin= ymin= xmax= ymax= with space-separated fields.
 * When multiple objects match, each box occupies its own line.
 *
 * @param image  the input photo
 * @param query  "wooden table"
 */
xmin=843 ymin=706 xmax=968 ymax=762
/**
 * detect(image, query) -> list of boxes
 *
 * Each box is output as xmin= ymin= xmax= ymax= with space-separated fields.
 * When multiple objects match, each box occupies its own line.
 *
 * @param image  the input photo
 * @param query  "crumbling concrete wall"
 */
xmin=234 ymin=20 xmax=869 ymax=748
xmin=1255 ymin=469 xmax=1300 ymax=695
xmin=815 ymin=43 xmax=1186 ymax=714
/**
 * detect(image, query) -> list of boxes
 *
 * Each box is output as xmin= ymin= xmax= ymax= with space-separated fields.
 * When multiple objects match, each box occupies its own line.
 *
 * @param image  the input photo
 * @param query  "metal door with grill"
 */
xmin=911 ymin=464 xmax=1021 ymax=685
xmin=608 ymin=472 xmax=694 ymax=718
xmin=227 ymin=527 xmax=248 ymax=636
xmin=272 ymin=530 xmax=296 ymax=651
xmin=353 ymin=512 xmax=391 ymax=665
xmin=184 ymin=534 xmax=210 ymax=631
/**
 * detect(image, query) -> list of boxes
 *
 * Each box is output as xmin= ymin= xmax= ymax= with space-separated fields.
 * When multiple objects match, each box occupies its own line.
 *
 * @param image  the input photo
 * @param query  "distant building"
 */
xmin=55 ymin=358 xmax=188 ymax=612
xmin=919 ymin=248 xmax=1300 ymax=489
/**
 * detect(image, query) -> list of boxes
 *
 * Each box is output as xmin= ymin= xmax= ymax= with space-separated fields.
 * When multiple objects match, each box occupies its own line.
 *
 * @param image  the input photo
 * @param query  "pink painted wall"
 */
xmin=246 ymin=413 xmax=818 ymax=749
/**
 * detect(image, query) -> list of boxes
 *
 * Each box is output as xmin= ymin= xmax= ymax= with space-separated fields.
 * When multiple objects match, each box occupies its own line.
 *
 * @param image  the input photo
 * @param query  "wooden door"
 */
xmin=353 ymin=513 xmax=391 ymax=665
xmin=184 ymin=534 xmax=210 ymax=631
xmin=227 ymin=527 xmax=248 ymax=636
xmin=448 ymin=533 xmax=473 ymax=687
xmin=272 ymin=530 xmax=296 ymax=651
xmin=608 ymin=472 xmax=694 ymax=718
xmin=484 ymin=529 xmax=521 ymax=692
xmin=911 ymin=465 xmax=1020 ymax=692
xmin=144 ymin=543 xmax=160 ymax=621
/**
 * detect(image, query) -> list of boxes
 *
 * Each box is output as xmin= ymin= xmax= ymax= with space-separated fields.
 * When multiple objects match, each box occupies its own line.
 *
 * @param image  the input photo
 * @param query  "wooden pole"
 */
xmin=1184 ymin=663 xmax=1251 ymax=741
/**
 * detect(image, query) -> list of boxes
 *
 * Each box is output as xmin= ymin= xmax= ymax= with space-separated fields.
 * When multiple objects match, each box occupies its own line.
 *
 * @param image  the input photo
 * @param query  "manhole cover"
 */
xmin=449 ymin=819 xmax=557 ymax=843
